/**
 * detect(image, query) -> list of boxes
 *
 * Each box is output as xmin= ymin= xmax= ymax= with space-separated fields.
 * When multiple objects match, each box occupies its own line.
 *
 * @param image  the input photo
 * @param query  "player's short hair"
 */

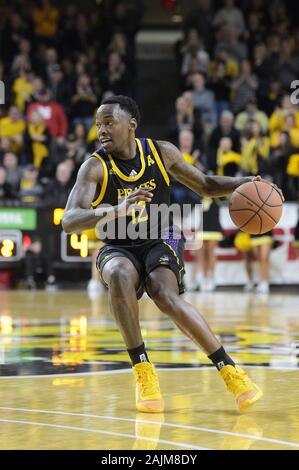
xmin=101 ymin=95 xmax=141 ymax=125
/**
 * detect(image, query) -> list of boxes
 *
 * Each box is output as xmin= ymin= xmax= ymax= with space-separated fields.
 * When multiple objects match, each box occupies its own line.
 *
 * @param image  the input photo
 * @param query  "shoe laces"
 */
xmin=136 ymin=368 xmax=160 ymax=397
xmin=224 ymin=367 xmax=250 ymax=389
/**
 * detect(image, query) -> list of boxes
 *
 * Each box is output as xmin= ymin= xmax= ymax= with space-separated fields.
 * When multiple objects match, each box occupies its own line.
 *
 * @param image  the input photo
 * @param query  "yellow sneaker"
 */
xmin=219 ymin=365 xmax=263 ymax=412
xmin=133 ymin=362 xmax=164 ymax=413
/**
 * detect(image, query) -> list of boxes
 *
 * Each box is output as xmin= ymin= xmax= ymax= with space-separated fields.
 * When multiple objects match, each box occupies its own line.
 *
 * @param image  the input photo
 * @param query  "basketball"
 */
xmin=229 ymin=180 xmax=284 ymax=235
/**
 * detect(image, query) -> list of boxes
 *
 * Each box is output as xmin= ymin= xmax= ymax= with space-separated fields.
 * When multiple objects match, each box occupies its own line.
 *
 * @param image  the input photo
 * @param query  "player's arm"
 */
xmin=62 ymin=158 xmax=153 ymax=233
xmin=158 ymin=140 xmax=254 ymax=197
xmin=62 ymin=157 xmax=108 ymax=233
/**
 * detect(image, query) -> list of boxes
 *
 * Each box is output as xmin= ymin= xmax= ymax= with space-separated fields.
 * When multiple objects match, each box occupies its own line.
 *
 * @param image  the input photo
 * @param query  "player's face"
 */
xmin=96 ymin=104 xmax=133 ymax=153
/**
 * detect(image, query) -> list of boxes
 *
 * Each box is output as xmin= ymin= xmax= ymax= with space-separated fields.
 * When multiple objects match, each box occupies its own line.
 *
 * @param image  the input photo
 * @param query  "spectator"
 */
xmin=275 ymin=38 xmax=299 ymax=90
xmin=32 ymin=0 xmax=59 ymax=45
xmin=66 ymin=123 xmax=88 ymax=167
xmin=108 ymin=31 xmax=136 ymax=75
xmin=178 ymin=129 xmax=203 ymax=170
xmin=235 ymin=97 xmax=269 ymax=133
xmin=24 ymin=111 xmax=51 ymax=169
xmin=252 ymin=43 xmax=271 ymax=83
xmin=191 ymin=73 xmax=217 ymax=137
xmin=208 ymin=110 xmax=240 ymax=173
xmin=213 ymin=0 xmax=245 ymax=38
xmin=71 ymin=74 xmax=97 ymax=129
xmin=44 ymin=160 xmax=74 ymax=207
xmin=181 ymin=30 xmax=210 ymax=82
xmin=18 ymin=165 xmax=44 ymax=204
xmin=39 ymin=47 xmax=59 ymax=82
xmin=12 ymin=69 xmax=34 ymax=113
xmin=47 ymin=64 xmax=71 ymax=111
xmin=171 ymin=129 xmax=202 ymax=206
xmin=23 ymin=236 xmax=56 ymax=290
xmin=0 ymin=106 xmax=25 ymax=154
xmin=1 ymin=13 xmax=29 ymax=65
xmin=216 ymin=137 xmax=241 ymax=176
xmin=269 ymin=131 xmax=295 ymax=199
xmin=231 ymin=60 xmax=258 ymax=113
xmin=208 ymin=60 xmax=231 ymax=120
xmin=245 ymin=13 xmax=266 ymax=59
xmin=183 ymin=0 xmax=215 ymax=51
xmin=258 ymin=79 xmax=282 ymax=117
xmin=24 ymin=77 xmax=45 ymax=111
xmin=0 ymin=166 xmax=14 ymax=200
xmin=109 ymin=0 xmax=143 ymax=44
xmin=168 ymin=93 xmax=202 ymax=147
xmin=26 ymin=88 xmax=68 ymax=140
xmin=210 ymin=46 xmax=239 ymax=78
xmin=269 ymin=94 xmax=299 ymax=133
xmin=101 ymin=51 xmax=132 ymax=96
xmin=270 ymin=113 xmax=299 ymax=149
xmin=215 ymin=29 xmax=248 ymax=63
xmin=11 ymin=37 xmax=32 ymax=77
xmin=0 ymin=137 xmax=14 ymax=162
xmin=2 ymin=151 xmax=22 ymax=193
xmin=241 ymin=120 xmax=270 ymax=175
xmin=70 ymin=14 xmax=92 ymax=53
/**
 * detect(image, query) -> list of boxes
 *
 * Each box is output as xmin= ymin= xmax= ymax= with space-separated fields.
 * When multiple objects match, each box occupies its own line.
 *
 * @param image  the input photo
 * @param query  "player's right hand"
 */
xmin=116 ymin=187 xmax=153 ymax=217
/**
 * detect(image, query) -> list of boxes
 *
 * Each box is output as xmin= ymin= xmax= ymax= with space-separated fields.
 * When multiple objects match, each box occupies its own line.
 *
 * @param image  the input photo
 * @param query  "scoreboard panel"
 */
xmin=0 ymin=208 xmax=94 ymax=264
xmin=0 ymin=230 xmax=23 ymax=261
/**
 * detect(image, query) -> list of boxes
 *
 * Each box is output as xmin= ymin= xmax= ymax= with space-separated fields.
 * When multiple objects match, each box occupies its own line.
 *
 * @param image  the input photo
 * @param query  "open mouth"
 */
xmin=101 ymin=139 xmax=112 ymax=146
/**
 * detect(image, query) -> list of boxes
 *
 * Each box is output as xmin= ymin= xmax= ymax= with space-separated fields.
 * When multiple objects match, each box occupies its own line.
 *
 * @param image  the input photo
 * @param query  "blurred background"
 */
xmin=0 ymin=0 xmax=299 ymax=294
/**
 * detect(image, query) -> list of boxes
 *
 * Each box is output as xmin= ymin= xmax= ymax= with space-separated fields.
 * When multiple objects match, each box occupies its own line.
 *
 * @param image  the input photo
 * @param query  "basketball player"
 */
xmin=62 ymin=95 xmax=263 ymax=413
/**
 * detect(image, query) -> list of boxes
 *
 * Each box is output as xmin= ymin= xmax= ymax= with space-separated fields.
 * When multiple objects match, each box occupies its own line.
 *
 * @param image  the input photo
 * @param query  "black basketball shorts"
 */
xmin=96 ymin=237 xmax=185 ymax=299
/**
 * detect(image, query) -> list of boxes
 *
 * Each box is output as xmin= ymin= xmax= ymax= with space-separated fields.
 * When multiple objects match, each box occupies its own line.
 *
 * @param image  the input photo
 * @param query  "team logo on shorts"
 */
xmin=159 ymin=255 xmax=170 ymax=265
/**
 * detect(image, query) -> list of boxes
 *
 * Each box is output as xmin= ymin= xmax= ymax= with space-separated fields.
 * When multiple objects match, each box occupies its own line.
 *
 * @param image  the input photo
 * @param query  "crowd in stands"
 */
xmin=171 ymin=0 xmax=299 ymax=203
xmin=0 ymin=0 xmax=142 ymax=207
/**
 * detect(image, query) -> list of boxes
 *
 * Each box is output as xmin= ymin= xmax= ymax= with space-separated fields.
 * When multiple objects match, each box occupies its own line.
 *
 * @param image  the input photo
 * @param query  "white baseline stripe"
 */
xmin=0 ymin=418 xmax=208 ymax=450
xmin=0 ymin=407 xmax=298 ymax=449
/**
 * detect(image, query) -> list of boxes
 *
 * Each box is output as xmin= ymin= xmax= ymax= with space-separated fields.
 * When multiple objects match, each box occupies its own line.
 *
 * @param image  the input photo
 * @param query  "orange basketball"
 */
xmin=229 ymin=180 xmax=284 ymax=235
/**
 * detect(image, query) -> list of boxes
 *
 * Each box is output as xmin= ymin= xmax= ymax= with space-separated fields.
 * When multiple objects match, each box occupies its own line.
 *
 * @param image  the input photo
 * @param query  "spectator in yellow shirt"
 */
xmin=12 ymin=70 xmax=34 ymax=112
xmin=270 ymin=113 xmax=299 ymax=148
xmin=216 ymin=137 xmax=241 ymax=176
xmin=24 ymin=111 xmax=50 ymax=169
xmin=269 ymin=94 xmax=299 ymax=133
xmin=0 ymin=106 xmax=25 ymax=153
xmin=241 ymin=120 xmax=270 ymax=175
xmin=235 ymin=98 xmax=268 ymax=134
xmin=32 ymin=0 xmax=59 ymax=41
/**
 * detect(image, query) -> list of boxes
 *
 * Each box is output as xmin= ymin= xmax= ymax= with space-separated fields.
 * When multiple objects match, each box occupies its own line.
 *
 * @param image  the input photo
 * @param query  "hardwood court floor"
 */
xmin=0 ymin=289 xmax=298 ymax=450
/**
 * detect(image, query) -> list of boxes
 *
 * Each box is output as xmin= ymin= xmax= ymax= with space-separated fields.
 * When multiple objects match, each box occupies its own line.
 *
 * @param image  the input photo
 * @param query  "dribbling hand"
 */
xmin=116 ymin=187 xmax=153 ymax=217
xmin=250 ymin=176 xmax=285 ymax=202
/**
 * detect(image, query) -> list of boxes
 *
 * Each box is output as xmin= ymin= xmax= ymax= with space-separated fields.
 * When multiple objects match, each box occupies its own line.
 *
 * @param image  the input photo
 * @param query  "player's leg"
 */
xmin=146 ymin=266 xmax=221 ymax=353
xmin=102 ymin=256 xmax=142 ymax=348
xmin=145 ymin=262 xmax=262 ymax=412
xmin=99 ymin=253 xmax=164 ymax=413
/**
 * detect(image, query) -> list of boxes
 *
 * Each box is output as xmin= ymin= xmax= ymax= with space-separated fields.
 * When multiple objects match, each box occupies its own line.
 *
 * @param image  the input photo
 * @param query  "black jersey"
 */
xmin=90 ymin=138 xmax=171 ymax=245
